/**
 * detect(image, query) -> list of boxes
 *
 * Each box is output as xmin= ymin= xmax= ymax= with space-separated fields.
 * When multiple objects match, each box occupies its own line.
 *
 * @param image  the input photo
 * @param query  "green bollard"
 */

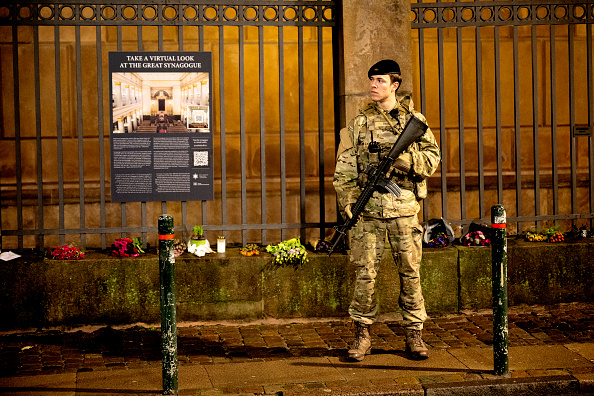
xmin=491 ymin=205 xmax=509 ymax=376
xmin=158 ymin=215 xmax=178 ymax=395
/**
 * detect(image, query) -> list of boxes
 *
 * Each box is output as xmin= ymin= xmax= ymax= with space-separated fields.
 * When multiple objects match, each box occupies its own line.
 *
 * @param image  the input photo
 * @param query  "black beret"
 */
xmin=368 ymin=60 xmax=401 ymax=78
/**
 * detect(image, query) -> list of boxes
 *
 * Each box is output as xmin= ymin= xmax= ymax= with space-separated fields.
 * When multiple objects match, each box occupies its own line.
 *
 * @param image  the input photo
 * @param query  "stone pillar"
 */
xmin=114 ymin=81 xmax=122 ymax=108
xmin=129 ymin=113 xmax=136 ymax=132
xmin=117 ymin=117 xmax=124 ymax=133
xmin=201 ymin=81 xmax=208 ymax=106
xmin=338 ymin=0 xmax=413 ymax=128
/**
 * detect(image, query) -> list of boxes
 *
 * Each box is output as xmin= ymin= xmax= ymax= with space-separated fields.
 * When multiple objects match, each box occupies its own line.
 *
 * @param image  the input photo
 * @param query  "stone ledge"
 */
xmin=0 ymin=239 xmax=592 ymax=330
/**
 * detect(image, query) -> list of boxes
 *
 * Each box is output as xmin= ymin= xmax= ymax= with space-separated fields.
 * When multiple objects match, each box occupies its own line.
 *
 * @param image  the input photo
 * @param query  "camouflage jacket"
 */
xmin=333 ymin=97 xmax=441 ymax=219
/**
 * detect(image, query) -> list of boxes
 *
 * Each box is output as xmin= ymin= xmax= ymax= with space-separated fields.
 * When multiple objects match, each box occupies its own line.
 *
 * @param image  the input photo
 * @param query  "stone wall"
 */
xmin=1 ymin=239 xmax=592 ymax=330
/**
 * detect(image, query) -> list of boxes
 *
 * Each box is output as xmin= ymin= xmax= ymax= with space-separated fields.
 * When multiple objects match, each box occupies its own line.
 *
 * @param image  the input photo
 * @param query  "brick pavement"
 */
xmin=0 ymin=302 xmax=593 ymax=380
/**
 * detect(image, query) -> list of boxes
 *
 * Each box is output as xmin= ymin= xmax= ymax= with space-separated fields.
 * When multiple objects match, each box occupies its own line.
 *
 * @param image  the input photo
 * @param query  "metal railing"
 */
xmin=0 ymin=1 xmax=338 ymax=250
xmin=2 ymin=0 xmax=593 ymax=251
xmin=411 ymin=0 xmax=594 ymax=234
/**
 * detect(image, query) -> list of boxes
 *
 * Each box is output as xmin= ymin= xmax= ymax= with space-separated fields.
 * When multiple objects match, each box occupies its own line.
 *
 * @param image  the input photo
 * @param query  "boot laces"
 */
xmin=352 ymin=322 xmax=369 ymax=347
xmin=410 ymin=329 xmax=424 ymax=348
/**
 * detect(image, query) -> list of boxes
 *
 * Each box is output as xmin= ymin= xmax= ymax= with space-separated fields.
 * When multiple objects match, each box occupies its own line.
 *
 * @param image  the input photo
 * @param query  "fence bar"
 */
xmin=299 ymin=25 xmax=306 ymax=242
xmin=54 ymin=25 xmax=66 ymax=246
xmin=158 ymin=214 xmax=178 ymax=395
xmin=178 ymin=24 xmax=183 ymax=51
xmin=178 ymin=12 xmax=186 ymax=242
xmin=259 ymin=24 xmax=267 ymax=244
xmin=317 ymin=25 xmax=325 ymax=240
xmin=417 ymin=28 xmax=429 ymax=221
xmin=75 ymin=25 xmax=86 ymax=247
xmin=117 ymin=26 xmax=127 ymax=240
xmin=513 ymin=26 xmax=522 ymax=232
xmin=96 ymin=26 xmax=106 ymax=249
xmin=437 ymin=27 xmax=447 ymax=219
xmin=201 ymin=201 xmax=208 ymax=238
xmin=476 ymin=26 xmax=485 ymax=220
xmin=33 ymin=26 xmax=44 ymax=249
xmin=531 ymin=25 xmax=541 ymax=230
xmin=219 ymin=25 xmax=227 ymax=237
xmin=159 ymin=25 xmax=167 ymax=216
xmin=1 ymin=221 xmax=337 ymax=238
xmin=199 ymin=25 xmax=204 ymax=51
xmin=200 ymin=27 xmax=208 ymax=239
xmin=137 ymin=27 xmax=148 ymax=247
xmin=418 ymin=29 xmax=426 ymax=121
xmin=494 ymin=26 xmax=503 ymax=203
xmin=491 ymin=204 xmax=509 ymax=376
xmin=456 ymin=26 xmax=466 ymax=221
xmin=279 ymin=26 xmax=287 ymax=241
xmin=159 ymin=24 xmax=163 ymax=52
xmin=12 ymin=26 xmax=23 ymax=250
xmin=239 ymin=25 xmax=247 ymax=245
xmin=550 ymin=25 xmax=559 ymax=215
xmin=569 ymin=25 xmax=577 ymax=223
xmin=586 ymin=24 xmax=594 ymax=228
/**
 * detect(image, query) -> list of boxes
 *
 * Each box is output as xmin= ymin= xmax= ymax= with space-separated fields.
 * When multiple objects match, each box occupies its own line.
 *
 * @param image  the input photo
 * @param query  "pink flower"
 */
xmin=51 ymin=245 xmax=83 ymax=260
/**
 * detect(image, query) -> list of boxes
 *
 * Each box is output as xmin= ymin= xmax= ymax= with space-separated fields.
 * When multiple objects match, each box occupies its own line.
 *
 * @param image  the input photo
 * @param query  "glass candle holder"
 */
xmin=217 ymin=236 xmax=226 ymax=253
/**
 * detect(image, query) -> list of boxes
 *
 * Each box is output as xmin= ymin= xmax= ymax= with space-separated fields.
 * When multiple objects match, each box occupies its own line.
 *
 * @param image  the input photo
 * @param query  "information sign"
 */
xmin=109 ymin=51 xmax=213 ymax=202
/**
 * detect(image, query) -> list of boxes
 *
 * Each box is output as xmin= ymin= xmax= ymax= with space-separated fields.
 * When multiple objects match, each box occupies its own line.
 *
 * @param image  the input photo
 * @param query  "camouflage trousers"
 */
xmin=348 ymin=215 xmax=427 ymax=330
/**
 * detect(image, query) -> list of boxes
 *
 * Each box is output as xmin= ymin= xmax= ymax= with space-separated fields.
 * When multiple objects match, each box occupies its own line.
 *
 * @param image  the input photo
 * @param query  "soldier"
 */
xmin=333 ymin=60 xmax=440 ymax=361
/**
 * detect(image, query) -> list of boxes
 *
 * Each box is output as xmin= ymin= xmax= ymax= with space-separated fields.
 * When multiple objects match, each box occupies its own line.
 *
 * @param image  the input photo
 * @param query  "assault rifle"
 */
xmin=327 ymin=115 xmax=428 ymax=256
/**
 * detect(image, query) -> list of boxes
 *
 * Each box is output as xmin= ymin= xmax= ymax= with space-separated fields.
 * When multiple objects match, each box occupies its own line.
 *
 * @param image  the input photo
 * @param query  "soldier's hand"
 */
xmin=393 ymin=153 xmax=412 ymax=174
xmin=345 ymin=204 xmax=353 ymax=219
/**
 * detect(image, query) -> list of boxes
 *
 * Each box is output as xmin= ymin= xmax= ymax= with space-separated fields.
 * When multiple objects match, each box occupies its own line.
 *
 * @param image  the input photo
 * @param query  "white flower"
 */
xmin=188 ymin=240 xmax=213 ymax=256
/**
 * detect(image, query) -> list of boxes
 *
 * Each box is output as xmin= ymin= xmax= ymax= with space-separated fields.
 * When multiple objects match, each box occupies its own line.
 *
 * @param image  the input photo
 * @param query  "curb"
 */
xmin=424 ymin=375 xmax=580 ymax=396
xmin=272 ymin=375 xmax=589 ymax=396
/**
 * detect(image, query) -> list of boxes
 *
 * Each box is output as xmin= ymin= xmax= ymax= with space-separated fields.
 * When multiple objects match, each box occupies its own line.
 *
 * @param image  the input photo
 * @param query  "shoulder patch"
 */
xmin=354 ymin=114 xmax=367 ymax=127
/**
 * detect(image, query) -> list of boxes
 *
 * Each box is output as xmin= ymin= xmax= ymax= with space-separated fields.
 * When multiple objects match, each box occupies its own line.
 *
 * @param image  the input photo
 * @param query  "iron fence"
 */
xmin=0 ymin=1 xmax=338 ymax=250
xmin=2 ymin=0 xmax=594 ymax=251
xmin=411 ymin=0 xmax=594 ymax=234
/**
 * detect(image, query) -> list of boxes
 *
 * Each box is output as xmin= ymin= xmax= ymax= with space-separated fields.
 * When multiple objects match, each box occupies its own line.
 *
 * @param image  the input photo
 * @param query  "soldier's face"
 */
xmin=369 ymin=75 xmax=399 ymax=104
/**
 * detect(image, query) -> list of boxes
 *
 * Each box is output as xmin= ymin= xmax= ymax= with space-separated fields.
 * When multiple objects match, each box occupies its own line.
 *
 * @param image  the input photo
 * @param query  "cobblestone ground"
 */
xmin=1 ymin=302 xmax=593 ymax=378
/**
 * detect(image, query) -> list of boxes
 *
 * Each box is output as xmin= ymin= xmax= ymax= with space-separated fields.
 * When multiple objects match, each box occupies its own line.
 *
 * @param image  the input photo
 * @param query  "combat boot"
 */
xmin=348 ymin=321 xmax=371 ymax=361
xmin=405 ymin=328 xmax=428 ymax=360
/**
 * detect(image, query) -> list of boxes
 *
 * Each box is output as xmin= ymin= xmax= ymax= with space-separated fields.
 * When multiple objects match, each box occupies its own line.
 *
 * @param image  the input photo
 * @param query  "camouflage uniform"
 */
xmin=333 ymin=97 xmax=440 ymax=330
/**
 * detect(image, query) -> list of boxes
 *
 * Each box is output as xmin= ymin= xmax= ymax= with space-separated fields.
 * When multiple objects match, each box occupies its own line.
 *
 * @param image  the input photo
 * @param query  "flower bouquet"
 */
xmin=132 ymin=237 xmax=145 ymax=254
xmin=240 ymin=244 xmax=260 ymax=256
xmin=50 ymin=245 xmax=84 ymax=260
xmin=266 ymin=238 xmax=308 ymax=268
xmin=110 ymin=238 xmax=139 ymax=257
xmin=173 ymin=239 xmax=187 ymax=257
xmin=427 ymin=232 xmax=449 ymax=247
xmin=460 ymin=230 xmax=491 ymax=246
xmin=525 ymin=227 xmax=565 ymax=243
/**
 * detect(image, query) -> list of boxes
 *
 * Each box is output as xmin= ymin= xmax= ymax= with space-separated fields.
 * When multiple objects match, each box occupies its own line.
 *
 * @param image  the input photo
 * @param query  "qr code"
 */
xmin=193 ymin=151 xmax=209 ymax=167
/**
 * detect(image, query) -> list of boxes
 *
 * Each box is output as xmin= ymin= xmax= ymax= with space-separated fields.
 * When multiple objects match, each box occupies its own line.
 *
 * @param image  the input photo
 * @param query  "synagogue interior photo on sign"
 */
xmin=111 ymin=71 xmax=210 ymax=135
